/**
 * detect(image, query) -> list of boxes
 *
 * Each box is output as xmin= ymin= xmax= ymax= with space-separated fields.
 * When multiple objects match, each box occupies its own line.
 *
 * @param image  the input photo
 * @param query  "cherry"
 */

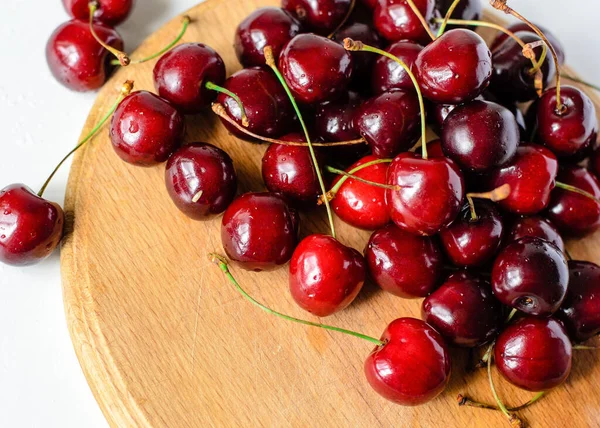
xmin=334 ymin=23 xmax=382 ymax=91
xmin=282 ymin=0 xmax=352 ymax=36
xmin=109 ymin=91 xmax=185 ymax=166
xmin=435 ymin=0 xmax=482 ymax=25
xmin=441 ymin=100 xmax=519 ymax=172
xmin=221 ymin=192 xmax=299 ymax=271
xmin=415 ymin=29 xmax=492 ymax=104
xmin=63 ymin=0 xmax=134 ymax=26
xmin=374 ymin=0 xmax=437 ymax=44
xmin=46 ymin=19 xmax=124 ymax=92
xmin=365 ymin=224 xmax=443 ymax=298
xmin=371 ymin=40 xmax=424 ymax=95
xmin=506 ymin=216 xmax=565 ymax=253
xmin=591 ymin=146 xmax=600 ymax=180
xmin=165 ymin=143 xmax=237 ymax=219
xmin=495 ymin=317 xmax=572 ymax=392
xmin=234 ymin=7 xmax=302 ymax=67
xmin=439 ymin=201 xmax=504 ymax=267
xmin=489 ymin=22 xmax=566 ymax=65
xmin=557 ymin=261 xmax=600 ymax=343
xmin=487 ymin=144 xmax=558 ymax=215
xmin=422 ymin=272 xmax=502 ymax=347
xmin=354 ymin=90 xmax=420 ymax=158
xmin=359 ymin=0 xmax=379 ymax=9
xmin=386 ymin=152 xmax=465 ymax=236
xmin=0 ymin=185 xmax=65 ymax=266
xmin=217 ymin=67 xmax=294 ymax=141
xmin=547 ymin=166 xmax=600 ymax=236
xmin=492 ymin=237 xmax=568 ymax=317
xmin=364 ymin=318 xmax=451 ymax=405
xmin=279 ymin=34 xmax=353 ymax=105
xmin=153 ymin=43 xmax=226 ymax=114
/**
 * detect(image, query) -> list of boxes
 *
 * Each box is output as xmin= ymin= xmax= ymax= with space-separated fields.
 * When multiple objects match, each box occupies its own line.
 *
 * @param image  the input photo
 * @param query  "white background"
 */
xmin=0 ymin=0 xmax=598 ymax=426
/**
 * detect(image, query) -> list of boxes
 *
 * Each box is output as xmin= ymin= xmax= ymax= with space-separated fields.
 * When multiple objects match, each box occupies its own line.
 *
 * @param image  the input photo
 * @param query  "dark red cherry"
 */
xmin=371 ymin=40 xmax=423 ymax=95
xmin=495 ymin=317 xmax=572 ymax=392
xmin=490 ymin=22 xmax=566 ymax=65
xmin=439 ymin=201 xmax=504 ymax=267
xmin=46 ymin=19 xmax=123 ymax=92
xmin=557 ymin=261 xmax=600 ymax=343
xmin=506 ymin=216 xmax=564 ymax=253
xmin=415 ymin=29 xmax=492 ymax=104
xmin=365 ymin=224 xmax=443 ymax=298
xmin=110 ymin=91 xmax=184 ymax=166
xmin=354 ymin=90 xmax=420 ymax=158
xmin=442 ymin=100 xmax=519 ymax=172
xmin=422 ymin=272 xmax=502 ymax=347
xmin=487 ymin=145 xmax=558 ymax=215
xmin=234 ymin=7 xmax=302 ymax=67
xmin=492 ymin=237 xmax=568 ymax=317
xmin=153 ymin=43 xmax=226 ymax=114
xmin=591 ymin=146 xmax=600 ymax=180
xmin=282 ymin=0 xmax=352 ymax=35
xmin=221 ymin=192 xmax=299 ymax=271
xmin=62 ymin=0 xmax=134 ymax=25
xmin=217 ymin=67 xmax=294 ymax=141
xmin=547 ymin=166 xmax=600 ymax=236
xmin=279 ymin=34 xmax=353 ymax=104
xmin=364 ymin=318 xmax=451 ymax=405
xmin=334 ymin=23 xmax=382 ymax=91
xmin=0 ymin=185 xmax=64 ymax=266
xmin=165 ymin=143 xmax=237 ymax=219
xmin=386 ymin=152 xmax=465 ymax=235
xmin=289 ymin=234 xmax=365 ymax=317
xmin=331 ymin=155 xmax=391 ymax=230
xmin=435 ymin=0 xmax=482 ymax=26
xmin=359 ymin=0 xmax=379 ymax=9
xmin=374 ymin=0 xmax=436 ymax=44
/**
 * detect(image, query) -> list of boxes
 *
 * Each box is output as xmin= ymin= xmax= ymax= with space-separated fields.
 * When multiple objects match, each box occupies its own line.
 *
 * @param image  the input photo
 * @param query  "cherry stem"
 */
xmin=561 ymin=74 xmax=600 ymax=93
xmin=458 ymin=392 xmax=545 ymax=412
xmin=466 ymin=184 xmax=511 ymax=221
xmin=573 ymin=345 xmax=600 ymax=350
xmin=205 ymin=81 xmax=249 ymax=127
xmin=437 ymin=0 xmax=463 ymax=37
xmin=88 ymin=1 xmax=130 ymax=66
xmin=209 ymin=253 xmax=385 ymax=346
xmin=264 ymin=46 xmax=336 ymax=239
xmin=327 ymin=0 xmax=356 ymax=39
xmin=555 ymin=181 xmax=600 ymax=204
xmin=525 ymin=40 xmax=547 ymax=75
xmin=488 ymin=345 xmax=525 ymax=427
xmin=38 ymin=81 xmax=134 ymax=198
xmin=344 ymin=38 xmax=428 ymax=159
xmin=405 ymin=0 xmax=436 ymax=41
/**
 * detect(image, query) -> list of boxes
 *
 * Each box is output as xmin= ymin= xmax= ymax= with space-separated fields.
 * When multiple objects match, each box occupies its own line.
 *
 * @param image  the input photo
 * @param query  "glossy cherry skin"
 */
xmin=234 ymin=7 xmax=302 ymax=67
xmin=495 ymin=317 xmax=572 ymax=392
xmin=62 ymin=0 xmax=134 ymax=25
xmin=165 ymin=143 xmax=237 ymax=219
xmin=110 ymin=91 xmax=184 ymax=166
xmin=279 ymin=34 xmax=353 ymax=105
xmin=371 ymin=40 xmax=423 ymax=95
xmin=153 ymin=43 xmax=226 ymax=114
xmin=221 ymin=192 xmax=299 ymax=271
xmin=439 ymin=201 xmax=504 ymax=267
xmin=422 ymin=272 xmax=502 ymax=347
xmin=283 ymin=0 xmax=352 ymax=35
xmin=386 ymin=152 xmax=465 ymax=236
xmin=435 ymin=0 xmax=482 ymax=25
xmin=415 ymin=29 xmax=492 ymax=104
xmin=0 ymin=185 xmax=64 ymax=266
xmin=46 ymin=19 xmax=124 ymax=92
xmin=506 ymin=216 xmax=564 ymax=253
xmin=354 ymin=90 xmax=420 ymax=158
xmin=547 ymin=166 xmax=600 ymax=236
xmin=487 ymin=144 xmax=558 ymax=215
xmin=334 ymin=23 xmax=382 ymax=91
xmin=557 ymin=261 xmax=600 ymax=342
xmin=364 ymin=318 xmax=451 ymax=406
xmin=365 ymin=224 xmax=443 ymax=298
xmin=492 ymin=237 xmax=568 ymax=317
xmin=442 ymin=100 xmax=519 ymax=172
xmin=490 ymin=22 xmax=566 ymax=65
xmin=374 ymin=0 xmax=436 ymax=44
xmin=331 ymin=155 xmax=391 ymax=230
xmin=217 ymin=67 xmax=294 ymax=141
xmin=289 ymin=234 xmax=365 ymax=317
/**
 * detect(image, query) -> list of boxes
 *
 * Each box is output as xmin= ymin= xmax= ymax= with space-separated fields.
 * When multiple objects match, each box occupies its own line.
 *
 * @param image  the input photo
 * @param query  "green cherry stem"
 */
xmin=487 ymin=345 xmax=525 ymax=427
xmin=555 ymin=181 xmax=600 ymax=204
xmin=466 ymin=184 xmax=511 ymax=221
xmin=561 ymin=74 xmax=600 ymax=92
xmin=458 ymin=391 xmax=546 ymax=412
xmin=205 ymin=81 xmax=249 ymax=127
xmin=437 ymin=0 xmax=463 ymax=37
xmin=38 ymin=80 xmax=134 ymax=198
xmin=209 ymin=253 xmax=385 ymax=346
xmin=573 ymin=345 xmax=600 ymax=350
xmin=405 ymin=0 xmax=436 ymax=41
xmin=264 ymin=45 xmax=337 ymax=239
xmin=89 ymin=1 xmax=130 ymax=65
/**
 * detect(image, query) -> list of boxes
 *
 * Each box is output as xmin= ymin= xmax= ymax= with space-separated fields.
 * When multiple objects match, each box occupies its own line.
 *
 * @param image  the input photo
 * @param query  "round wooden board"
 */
xmin=61 ymin=1 xmax=600 ymax=426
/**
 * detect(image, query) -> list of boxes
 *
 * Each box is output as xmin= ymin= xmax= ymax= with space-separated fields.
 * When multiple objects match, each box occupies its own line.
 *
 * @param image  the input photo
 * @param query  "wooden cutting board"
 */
xmin=60 ymin=1 xmax=600 ymax=426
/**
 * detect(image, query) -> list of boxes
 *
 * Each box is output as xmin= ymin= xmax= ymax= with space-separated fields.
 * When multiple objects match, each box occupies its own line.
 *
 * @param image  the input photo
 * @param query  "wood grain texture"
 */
xmin=61 ymin=1 xmax=600 ymax=426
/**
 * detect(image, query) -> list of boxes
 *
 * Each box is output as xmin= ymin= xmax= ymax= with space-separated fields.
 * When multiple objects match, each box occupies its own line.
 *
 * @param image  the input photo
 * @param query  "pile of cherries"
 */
xmin=3 ymin=0 xmax=600 ymax=425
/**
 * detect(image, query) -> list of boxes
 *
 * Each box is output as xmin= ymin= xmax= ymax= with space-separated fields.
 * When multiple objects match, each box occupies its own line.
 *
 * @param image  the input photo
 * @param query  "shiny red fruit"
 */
xmin=506 ymin=216 xmax=564 ymax=253
xmin=63 ymin=0 xmax=134 ymax=25
xmin=371 ymin=40 xmax=423 ymax=95
xmin=283 ymin=0 xmax=352 ymax=35
xmin=374 ymin=0 xmax=436 ymax=44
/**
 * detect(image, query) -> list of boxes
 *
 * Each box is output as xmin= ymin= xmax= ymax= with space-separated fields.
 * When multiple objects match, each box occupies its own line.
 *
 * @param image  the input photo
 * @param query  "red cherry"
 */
xmin=415 ymin=29 xmax=492 ymax=104
xmin=506 ymin=216 xmax=565 ymax=253
xmin=289 ymin=234 xmax=366 ymax=317
xmin=221 ymin=192 xmax=299 ymax=271
xmin=62 ymin=0 xmax=134 ymax=26
xmin=110 ymin=91 xmax=185 ymax=166
xmin=374 ymin=0 xmax=437 ymax=44
xmin=365 ymin=224 xmax=443 ymax=298
xmin=489 ymin=22 xmax=566 ymax=65
xmin=590 ymin=146 xmax=600 ymax=180
xmin=364 ymin=318 xmax=451 ymax=405
xmin=46 ymin=19 xmax=123 ymax=92
xmin=495 ymin=317 xmax=572 ymax=392
xmin=0 ymin=185 xmax=64 ymax=266
xmin=371 ymin=40 xmax=424 ymax=95
xmin=359 ymin=0 xmax=379 ymax=9
xmin=435 ymin=0 xmax=482 ymax=25
xmin=282 ymin=0 xmax=352 ymax=36
xmin=153 ymin=43 xmax=226 ymax=114
xmin=165 ymin=143 xmax=237 ymax=219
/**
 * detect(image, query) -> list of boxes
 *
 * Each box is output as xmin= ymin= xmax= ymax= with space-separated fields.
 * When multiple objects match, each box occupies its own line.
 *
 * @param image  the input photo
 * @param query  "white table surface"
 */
xmin=0 ymin=1 xmax=598 ymax=426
